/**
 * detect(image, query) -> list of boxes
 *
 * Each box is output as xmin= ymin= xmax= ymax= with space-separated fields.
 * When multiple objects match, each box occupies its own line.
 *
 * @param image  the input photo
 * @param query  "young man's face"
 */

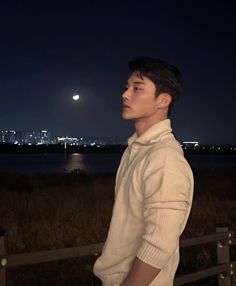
xmin=122 ymin=72 xmax=160 ymax=122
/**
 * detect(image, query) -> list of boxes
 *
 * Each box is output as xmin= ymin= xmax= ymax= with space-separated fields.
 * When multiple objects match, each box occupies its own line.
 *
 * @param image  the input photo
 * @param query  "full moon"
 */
xmin=72 ymin=94 xmax=80 ymax=101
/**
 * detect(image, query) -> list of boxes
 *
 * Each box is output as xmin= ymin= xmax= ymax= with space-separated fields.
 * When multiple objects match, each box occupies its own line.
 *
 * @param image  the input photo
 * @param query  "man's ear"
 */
xmin=156 ymin=93 xmax=172 ymax=109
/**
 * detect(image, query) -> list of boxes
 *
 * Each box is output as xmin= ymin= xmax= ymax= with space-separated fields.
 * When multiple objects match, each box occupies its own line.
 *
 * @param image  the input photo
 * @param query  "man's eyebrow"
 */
xmin=126 ymin=81 xmax=145 ymax=85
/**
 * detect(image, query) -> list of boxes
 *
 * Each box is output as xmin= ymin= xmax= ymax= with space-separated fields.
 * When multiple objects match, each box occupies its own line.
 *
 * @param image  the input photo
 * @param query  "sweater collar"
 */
xmin=128 ymin=119 xmax=172 ymax=146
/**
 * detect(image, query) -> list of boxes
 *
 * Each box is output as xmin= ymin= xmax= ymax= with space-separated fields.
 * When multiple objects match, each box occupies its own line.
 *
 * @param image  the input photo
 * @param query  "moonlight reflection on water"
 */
xmin=65 ymin=153 xmax=86 ymax=173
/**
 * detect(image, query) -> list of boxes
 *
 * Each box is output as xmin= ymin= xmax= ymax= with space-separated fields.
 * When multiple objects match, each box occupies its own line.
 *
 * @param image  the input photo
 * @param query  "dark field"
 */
xmin=0 ymin=170 xmax=235 ymax=286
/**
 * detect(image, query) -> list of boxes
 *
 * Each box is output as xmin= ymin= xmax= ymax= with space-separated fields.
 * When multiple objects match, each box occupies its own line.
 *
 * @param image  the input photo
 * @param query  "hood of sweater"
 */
xmin=127 ymin=119 xmax=172 ymax=146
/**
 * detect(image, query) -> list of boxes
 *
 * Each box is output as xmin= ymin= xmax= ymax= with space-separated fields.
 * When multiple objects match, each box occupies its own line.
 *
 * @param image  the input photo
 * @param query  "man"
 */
xmin=94 ymin=57 xmax=194 ymax=286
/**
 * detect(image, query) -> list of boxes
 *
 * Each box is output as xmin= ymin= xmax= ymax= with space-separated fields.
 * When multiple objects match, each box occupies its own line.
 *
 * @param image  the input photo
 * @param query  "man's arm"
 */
xmin=121 ymin=257 xmax=161 ymax=286
xmin=121 ymin=152 xmax=193 ymax=286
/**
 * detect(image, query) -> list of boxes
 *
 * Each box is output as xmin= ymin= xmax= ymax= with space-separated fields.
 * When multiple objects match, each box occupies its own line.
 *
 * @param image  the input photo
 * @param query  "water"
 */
xmin=0 ymin=153 xmax=235 ymax=175
xmin=185 ymin=153 xmax=236 ymax=171
xmin=0 ymin=153 xmax=122 ymax=174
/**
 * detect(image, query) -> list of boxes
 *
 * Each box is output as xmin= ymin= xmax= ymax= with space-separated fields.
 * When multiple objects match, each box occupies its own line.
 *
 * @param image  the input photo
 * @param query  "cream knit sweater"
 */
xmin=94 ymin=119 xmax=194 ymax=286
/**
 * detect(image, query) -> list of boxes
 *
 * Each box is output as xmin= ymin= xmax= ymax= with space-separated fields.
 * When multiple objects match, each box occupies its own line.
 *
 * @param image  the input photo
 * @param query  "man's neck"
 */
xmin=135 ymin=115 xmax=168 ymax=137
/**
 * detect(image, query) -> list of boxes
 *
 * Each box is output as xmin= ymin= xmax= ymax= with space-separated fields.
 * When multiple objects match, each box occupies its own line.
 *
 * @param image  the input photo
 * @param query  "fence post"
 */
xmin=0 ymin=229 xmax=6 ymax=286
xmin=216 ymin=227 xmax=231 ymax=286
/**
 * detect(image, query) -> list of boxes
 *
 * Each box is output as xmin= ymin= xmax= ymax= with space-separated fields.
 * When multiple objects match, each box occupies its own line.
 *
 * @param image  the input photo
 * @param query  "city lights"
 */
xmin=0 ymin=129 xmax=235 ymax=152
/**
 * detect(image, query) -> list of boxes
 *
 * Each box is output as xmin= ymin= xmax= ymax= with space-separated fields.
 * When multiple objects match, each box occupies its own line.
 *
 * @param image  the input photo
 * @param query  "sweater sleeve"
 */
xmin=136 ymin=152 xmax=193 ymax=269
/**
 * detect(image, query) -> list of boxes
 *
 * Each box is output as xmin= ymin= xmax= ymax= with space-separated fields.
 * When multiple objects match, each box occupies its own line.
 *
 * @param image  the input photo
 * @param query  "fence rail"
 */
xmin=4 ymin=243 xmax=104 ymax=268
xmin=0 ymin=227 xmax=235 ymax=286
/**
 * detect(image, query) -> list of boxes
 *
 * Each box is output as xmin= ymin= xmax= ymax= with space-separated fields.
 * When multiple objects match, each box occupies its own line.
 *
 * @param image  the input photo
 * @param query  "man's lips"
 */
xmin=123 ymin=104 xmax=130 ymax=108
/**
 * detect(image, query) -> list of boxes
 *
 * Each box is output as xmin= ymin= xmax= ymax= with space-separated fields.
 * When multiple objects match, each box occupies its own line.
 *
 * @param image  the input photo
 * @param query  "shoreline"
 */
xmin=0 ymin=143 xmax=236 ymax=155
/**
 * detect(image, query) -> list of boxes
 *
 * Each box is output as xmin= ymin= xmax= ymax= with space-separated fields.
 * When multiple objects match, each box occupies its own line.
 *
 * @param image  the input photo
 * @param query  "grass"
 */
xmin=0 ymin=170 xmax=235 ymax=285
xmin=0 ymin=172 xmax=115 ymax=253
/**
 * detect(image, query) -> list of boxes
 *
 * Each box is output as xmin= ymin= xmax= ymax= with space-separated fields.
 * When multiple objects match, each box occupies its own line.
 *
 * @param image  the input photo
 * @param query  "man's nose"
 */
xmin=122 ymin=88 xmax=131 ymax=100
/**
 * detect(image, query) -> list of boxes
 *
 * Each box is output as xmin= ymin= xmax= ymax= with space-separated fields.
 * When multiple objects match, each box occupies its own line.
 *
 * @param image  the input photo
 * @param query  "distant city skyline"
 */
xmin=0 ymin=129 xmax=127 ymax=145
xmin=1 ymin=128 xmax=236 ymax=147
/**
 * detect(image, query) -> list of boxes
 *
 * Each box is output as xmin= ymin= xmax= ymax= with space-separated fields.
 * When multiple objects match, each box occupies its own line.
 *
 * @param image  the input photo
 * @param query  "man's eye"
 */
xmin=134 ymin=86 xmax=142 ymax=91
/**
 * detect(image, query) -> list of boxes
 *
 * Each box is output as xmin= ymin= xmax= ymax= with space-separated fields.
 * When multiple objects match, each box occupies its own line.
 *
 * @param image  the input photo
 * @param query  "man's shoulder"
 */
xmin=150 ymin=133 xmax=183 ymax=155
xmin=143 ymin=134 xmax=191 ymax=173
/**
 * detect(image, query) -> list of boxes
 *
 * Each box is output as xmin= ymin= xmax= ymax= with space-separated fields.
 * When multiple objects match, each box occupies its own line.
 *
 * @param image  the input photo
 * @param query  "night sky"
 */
xmin=1 ymin=1 xmax=235 ymax=144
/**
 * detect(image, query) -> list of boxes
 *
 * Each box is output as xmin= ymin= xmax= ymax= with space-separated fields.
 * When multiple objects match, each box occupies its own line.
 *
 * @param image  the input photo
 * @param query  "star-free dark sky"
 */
xmin=1 ymin=1 xmax=235 ymax=144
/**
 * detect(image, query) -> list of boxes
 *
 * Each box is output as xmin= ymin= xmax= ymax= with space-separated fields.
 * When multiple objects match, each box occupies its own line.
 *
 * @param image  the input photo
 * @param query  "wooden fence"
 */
xmin=0 ymin=227 xmax=235 ymax=286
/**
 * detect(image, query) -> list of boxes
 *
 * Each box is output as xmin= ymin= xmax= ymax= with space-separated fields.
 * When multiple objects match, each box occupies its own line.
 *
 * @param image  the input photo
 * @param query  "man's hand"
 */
xmin=121 ymin=257 xmax=161 ymax=286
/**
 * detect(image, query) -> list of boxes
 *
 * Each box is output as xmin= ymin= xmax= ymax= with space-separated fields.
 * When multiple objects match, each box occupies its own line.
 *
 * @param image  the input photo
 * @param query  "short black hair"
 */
xmin=128 ymin=57 xmax=182 ymax=107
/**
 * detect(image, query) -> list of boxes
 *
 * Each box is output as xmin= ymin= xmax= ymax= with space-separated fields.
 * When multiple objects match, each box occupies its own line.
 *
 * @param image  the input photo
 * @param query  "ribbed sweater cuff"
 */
xmin=137 ymin=241 xmax=171 ymax=269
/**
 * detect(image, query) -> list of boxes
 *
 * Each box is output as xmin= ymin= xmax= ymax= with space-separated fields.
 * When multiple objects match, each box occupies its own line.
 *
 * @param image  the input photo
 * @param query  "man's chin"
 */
xmin=122 ymin=113 xmax=133 ymax=120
